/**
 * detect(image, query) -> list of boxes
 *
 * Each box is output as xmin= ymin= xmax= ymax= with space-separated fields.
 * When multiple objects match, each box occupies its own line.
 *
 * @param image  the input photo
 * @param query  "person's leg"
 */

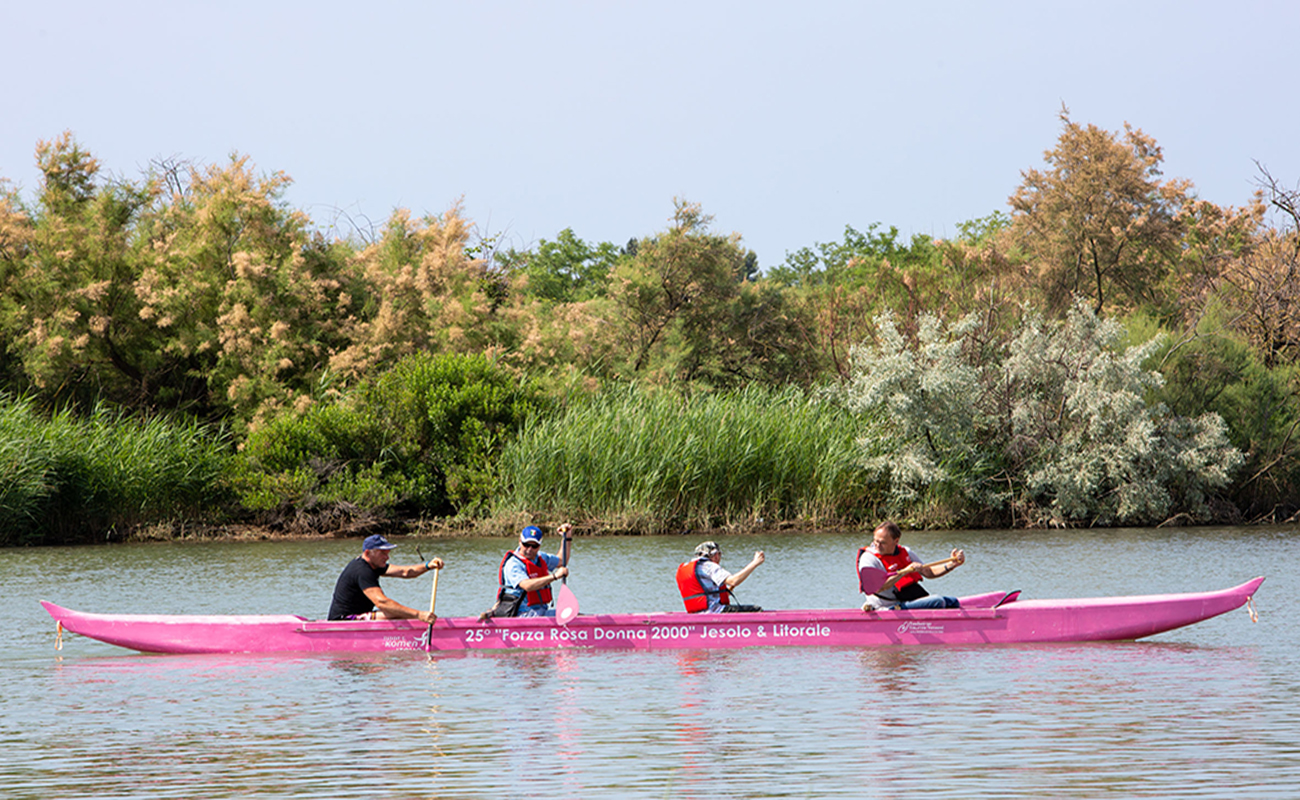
xmin=519 ymin=606 xmax=557 ymax=618
xmin=898 ymin=595 xmax=960 ymax=610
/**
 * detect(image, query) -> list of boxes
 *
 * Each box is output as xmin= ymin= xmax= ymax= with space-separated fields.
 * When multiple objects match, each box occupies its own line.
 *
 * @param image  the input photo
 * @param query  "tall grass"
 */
xmin=0 ymin=400 xmax=54 ymax=543
xmin=496 ymin=385 xmax=885 ymax=532
xmin=0 ymin=397 xmax=233 ymax=546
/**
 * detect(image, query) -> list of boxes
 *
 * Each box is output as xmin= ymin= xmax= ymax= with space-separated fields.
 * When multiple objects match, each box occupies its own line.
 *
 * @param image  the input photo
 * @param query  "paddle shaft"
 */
xmin=417 ymin=546 xmax=440 ymax=628
xmin=877 ymin=555 xmax=962 ymax=598
xmin=558 ymin=531 xmax=572 ymax=589
xmin=922 ymin=555 xmax=961 ymax=570
xmin=422 ymin=563 xmax=440 ymax=652
xmin=887 ymin=555 xmax=961 ymax=584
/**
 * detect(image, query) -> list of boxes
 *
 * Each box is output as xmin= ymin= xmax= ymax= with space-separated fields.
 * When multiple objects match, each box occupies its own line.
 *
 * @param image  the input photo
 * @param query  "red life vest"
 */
xmin=676 ymin=557 xmax=730 ymax=613
xmin=857 ymin=545 xmax=922 ymax=595
xmin=499 ymin=551 xmax=553 ymax=606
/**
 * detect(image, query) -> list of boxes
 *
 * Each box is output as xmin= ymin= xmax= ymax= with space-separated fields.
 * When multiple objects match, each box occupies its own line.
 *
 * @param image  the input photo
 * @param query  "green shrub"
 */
xmin=1151 ymin=324 xmax=1300 ymax=520
xmin=235 ymin=352 xmax=545 ymax=518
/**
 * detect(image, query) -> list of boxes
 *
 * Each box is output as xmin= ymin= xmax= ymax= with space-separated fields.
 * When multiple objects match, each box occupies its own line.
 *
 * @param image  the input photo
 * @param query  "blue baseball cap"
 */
xmin=362 ymin=534 xmax=398 ymax=551
xmin=520 ymin=525 xmax=543 ymax=544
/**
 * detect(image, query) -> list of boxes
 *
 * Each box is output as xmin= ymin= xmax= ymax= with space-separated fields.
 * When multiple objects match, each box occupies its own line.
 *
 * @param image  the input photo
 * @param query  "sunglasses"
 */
xmin=521 ymin=542 xmax=541 ymax=549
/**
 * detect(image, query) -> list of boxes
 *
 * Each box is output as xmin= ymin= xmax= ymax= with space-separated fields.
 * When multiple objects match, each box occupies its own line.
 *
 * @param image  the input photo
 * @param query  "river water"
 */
xmin=4 ymin=526 xmax=1297 ymax=799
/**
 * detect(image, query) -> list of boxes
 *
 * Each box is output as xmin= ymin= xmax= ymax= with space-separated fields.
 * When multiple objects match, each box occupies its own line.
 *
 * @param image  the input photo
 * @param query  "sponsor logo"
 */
xmin=384 ymin=635 xmax=423 ymax=650
xmin=896 ymin=621 xmax=945 ymax=635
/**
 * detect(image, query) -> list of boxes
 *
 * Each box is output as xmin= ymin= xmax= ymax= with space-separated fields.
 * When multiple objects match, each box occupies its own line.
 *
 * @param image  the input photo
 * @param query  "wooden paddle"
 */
xmin=887 ymin=555 xmax=962 ymax=583
xmin=863 ymin=555 xmax=966 ymax=612
xmin=418 ymin=547 xmax=440 ymax=649
xmin=428 ymin=562 xmax=440 ymax=616
xmin=921 ymin=555 xmax=962 ymax=570
xmin=423 ymin=562 xmax=440 ymax=651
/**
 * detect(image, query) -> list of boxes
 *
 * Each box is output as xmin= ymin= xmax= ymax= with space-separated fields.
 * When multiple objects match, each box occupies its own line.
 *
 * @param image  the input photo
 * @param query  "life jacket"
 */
xmin=676 ymin=557 xmax=730 ymax=613
xmin=857 ymin=545 xmax=926 ymax=598
xmin=499 ymin=551 xmax=553 ymax=606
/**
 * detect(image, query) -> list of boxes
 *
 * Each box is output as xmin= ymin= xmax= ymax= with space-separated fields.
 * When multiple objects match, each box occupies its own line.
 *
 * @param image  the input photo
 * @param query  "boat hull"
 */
xmin=41 ymin=578 xmax=1263 ymax=655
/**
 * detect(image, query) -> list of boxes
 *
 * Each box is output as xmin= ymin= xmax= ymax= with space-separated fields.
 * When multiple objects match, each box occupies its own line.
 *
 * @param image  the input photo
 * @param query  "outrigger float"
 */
xmin=41 ymin=578 xmax=1263 ymax=655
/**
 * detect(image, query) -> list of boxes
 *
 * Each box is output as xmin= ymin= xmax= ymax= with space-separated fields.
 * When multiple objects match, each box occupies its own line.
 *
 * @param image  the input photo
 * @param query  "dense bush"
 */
xmin=234 ymin=352 xmax=545 ymax=520
xmin=1151 ymin=320 xmax=1300 ymax=521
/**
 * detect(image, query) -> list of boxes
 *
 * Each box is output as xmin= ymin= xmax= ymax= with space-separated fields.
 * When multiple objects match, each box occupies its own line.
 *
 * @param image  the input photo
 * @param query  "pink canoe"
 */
xmin=41 ymin=578 xmax=1263 ymax=655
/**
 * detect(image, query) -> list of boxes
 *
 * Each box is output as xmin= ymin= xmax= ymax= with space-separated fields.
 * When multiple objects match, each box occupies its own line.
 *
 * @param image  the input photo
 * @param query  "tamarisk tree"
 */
xmin=1010 ymin=109 xmax=1189 ymax=317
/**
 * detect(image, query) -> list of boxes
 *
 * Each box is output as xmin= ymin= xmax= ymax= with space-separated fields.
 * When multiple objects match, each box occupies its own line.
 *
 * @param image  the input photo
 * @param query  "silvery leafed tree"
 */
xmin=839 ymin=303 xmax=1242 ymax=529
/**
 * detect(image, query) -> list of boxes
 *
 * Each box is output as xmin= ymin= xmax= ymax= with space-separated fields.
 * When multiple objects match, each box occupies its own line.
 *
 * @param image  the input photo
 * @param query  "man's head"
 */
xmin=519 ymin=525 xmax=543 ymax=555
xmin=362 ymin=534 xmax=398 ymax=567
xmin=872 ymin=521 xmax=902 ymax=554
xmin=694 ymin=540 xmax=721 ymax=562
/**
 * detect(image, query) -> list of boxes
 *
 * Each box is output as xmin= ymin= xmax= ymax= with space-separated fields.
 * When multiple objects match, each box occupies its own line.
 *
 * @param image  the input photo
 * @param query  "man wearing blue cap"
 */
xmin=495 ymin=523 xmax=573 ymax=617
xmin=328 ymin=534 xmax=444 ymax=621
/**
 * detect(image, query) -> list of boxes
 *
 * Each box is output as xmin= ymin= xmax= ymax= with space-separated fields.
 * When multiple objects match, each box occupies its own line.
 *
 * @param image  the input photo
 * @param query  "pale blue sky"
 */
xmin=4 ymin=1 xmax=1296 ymax=268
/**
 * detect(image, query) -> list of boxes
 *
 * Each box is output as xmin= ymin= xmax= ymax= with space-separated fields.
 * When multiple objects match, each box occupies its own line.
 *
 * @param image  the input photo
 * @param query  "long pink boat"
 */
xmin=41 ymin=577 xmax=1263 ymax=655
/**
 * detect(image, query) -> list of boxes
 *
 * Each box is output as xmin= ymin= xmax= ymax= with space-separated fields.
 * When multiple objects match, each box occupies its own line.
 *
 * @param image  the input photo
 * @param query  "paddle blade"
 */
xmin=557 ymin=582 xmax=580 ymax=625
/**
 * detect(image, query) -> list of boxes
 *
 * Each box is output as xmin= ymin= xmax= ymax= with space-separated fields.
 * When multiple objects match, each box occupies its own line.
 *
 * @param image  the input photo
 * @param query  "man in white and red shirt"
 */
xmin=857 ymin=521 xmax=964 ymax=611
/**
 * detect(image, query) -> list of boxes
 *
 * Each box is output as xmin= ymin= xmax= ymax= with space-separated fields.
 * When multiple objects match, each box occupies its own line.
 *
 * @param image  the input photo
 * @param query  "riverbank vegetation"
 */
xmin=0 ymin=397 xmax=231 ymax=546
xmin=496 ymin=385 xmax=881 ymax=533
xmin=2 ymin=108 xmax=1297 ymax=545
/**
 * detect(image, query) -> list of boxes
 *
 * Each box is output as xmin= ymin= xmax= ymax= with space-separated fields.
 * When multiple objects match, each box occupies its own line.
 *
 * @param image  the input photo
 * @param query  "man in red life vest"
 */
xmin=858 ymin=521 xmax=965 ymax=611
xmin=676 ymin=540 xmax=765 ymax=613
xmin=497 ymin=523 xmax=573 ymax=617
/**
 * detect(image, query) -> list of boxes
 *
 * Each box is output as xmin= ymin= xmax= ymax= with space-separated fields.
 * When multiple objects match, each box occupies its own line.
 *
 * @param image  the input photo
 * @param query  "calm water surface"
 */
xmin=4 ymin=526 xmax=1297 ymax=798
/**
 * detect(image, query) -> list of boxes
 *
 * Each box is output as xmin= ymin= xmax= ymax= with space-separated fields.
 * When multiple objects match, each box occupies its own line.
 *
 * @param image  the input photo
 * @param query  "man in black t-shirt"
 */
xmin=328 ymin=534 xmax=444 ymax=621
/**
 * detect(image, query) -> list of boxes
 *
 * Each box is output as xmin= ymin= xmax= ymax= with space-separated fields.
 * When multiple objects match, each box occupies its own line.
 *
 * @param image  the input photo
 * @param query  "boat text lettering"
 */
xmin=593 ymin=626 xmax=647 ymax=641
xmin=650 ymin=625 xmax=696 ymax=639
xmin=770 ymin=623 xmax=832 ymax=638
xmin=464 ymin=628 xmax=548 ymax=644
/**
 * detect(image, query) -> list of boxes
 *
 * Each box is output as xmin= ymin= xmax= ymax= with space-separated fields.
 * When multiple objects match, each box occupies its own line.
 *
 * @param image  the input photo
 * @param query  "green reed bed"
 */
xmin=496 ymin=385 xmax=884 ymax=532
xmin=0 ymin=397 xmax=232 ymax=546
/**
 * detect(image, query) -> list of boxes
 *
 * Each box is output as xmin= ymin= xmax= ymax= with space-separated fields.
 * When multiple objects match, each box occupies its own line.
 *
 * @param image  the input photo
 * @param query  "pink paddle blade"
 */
xmin=557 ymin=582 xmax=580 ymax=624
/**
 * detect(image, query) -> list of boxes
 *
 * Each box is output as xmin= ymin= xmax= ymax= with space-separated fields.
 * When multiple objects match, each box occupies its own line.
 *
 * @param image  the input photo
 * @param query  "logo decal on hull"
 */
xmin=896 ymin=621 xmax=945 ymax=635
